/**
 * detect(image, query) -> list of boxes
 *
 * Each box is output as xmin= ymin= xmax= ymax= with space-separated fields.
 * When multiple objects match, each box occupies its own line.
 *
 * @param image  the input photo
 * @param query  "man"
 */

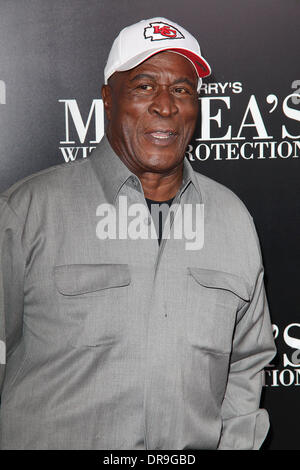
xmin=0 ymin=17 xmax=275 ymax=449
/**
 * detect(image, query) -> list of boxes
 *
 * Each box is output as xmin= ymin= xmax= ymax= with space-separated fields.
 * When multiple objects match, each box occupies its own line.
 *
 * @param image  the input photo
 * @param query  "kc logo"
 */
xmin=144 ymin=21 xmax=184 ymax=41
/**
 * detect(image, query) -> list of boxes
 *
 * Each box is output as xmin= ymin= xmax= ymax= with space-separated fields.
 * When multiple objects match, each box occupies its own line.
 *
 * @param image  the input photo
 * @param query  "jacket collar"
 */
xmin=90 ymin=134 xmax=203 ymax=205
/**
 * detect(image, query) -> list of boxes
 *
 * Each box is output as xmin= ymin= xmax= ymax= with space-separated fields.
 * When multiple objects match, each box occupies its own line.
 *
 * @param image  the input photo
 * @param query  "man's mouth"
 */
xmin=144 ymin=129 xmax=178 ymax=145
xmin=150 ymin=130 xmax=176 ymax=139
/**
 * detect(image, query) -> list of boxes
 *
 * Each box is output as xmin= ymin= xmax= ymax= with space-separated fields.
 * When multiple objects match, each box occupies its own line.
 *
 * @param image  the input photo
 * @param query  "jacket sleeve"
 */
xmin=218 ymin=219 xmax=276 ymax=450
xmin=0 ymin=196 xmax=26 ymax=395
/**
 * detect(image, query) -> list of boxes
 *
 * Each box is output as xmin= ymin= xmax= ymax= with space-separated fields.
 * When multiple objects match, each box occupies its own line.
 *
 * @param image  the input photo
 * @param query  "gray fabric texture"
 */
xmin=0 ymin=135 xmax=276 ymax=449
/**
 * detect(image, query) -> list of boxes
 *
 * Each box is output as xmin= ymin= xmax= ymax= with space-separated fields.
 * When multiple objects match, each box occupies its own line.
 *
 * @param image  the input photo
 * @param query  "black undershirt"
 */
xmin=145 ymin=197 xmax=175 ymax=245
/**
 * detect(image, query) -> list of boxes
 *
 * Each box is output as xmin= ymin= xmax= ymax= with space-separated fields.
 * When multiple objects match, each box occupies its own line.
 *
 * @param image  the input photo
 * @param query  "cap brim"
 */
xmin=168 ymin=48 xmax=211 ymax=78
xmin=114 ymin=46 xmax=211 ymax=79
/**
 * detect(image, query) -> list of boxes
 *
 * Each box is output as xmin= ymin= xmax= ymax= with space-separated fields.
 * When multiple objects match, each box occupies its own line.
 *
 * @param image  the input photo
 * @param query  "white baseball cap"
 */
xmin=104 ymin=17 xmax=211 ymax=92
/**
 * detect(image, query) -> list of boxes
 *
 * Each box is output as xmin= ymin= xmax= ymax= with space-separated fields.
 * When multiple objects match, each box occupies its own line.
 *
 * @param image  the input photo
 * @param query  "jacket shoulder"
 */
xmin=0 ymin=157 xmax=93 ymax=216
xmin=2 ymin=158 xmax=89 ymax=199
xmin=193 ymin=170 xmax=263 ymax=265
xmin=194 ymin=170 xmax=253 ymax=219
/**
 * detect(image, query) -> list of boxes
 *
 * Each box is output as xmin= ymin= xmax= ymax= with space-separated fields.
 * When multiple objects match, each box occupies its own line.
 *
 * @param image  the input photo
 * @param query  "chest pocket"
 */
xmin=186 ymin=267 xmax=250 ymax=354
xmin=54 ymin=263 xmax=131 ymax=348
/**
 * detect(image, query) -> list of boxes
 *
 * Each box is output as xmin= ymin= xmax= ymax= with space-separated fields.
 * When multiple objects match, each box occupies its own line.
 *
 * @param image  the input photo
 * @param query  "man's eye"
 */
xmin=174 ymin=87 xmax=190 ymax=95
xmin=137 ymin=84 xmax=153 ymax=91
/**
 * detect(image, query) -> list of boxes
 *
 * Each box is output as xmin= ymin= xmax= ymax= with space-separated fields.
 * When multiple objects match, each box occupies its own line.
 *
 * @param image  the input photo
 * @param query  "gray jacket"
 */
xmin=0 ymin=135 xmax=276 ymax=449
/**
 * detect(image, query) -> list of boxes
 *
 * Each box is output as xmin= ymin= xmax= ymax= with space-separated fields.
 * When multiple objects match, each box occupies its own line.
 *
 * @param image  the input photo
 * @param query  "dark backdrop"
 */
xmin=0 ymin=0 xmax=299 ymax=450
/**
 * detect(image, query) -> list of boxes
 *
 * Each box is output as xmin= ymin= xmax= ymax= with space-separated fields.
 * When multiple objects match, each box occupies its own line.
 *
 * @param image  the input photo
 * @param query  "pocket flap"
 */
xmin=54 ymin=264 xmax=131 ymax=295
xmin=188 ymin=267 xmax=250 ymax=302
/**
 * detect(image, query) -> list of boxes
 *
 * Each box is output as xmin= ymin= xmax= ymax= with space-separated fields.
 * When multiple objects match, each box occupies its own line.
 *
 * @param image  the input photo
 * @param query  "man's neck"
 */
xmin=105 ymin=132 xmax=183 ymax=201
xmin=138 ymin=167 xmax=183 ymax=201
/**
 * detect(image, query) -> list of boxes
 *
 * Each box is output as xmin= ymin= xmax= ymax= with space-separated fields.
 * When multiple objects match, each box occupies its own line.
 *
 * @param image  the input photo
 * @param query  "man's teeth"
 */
xmin=151 ymin=131 xmax=174 ymax=139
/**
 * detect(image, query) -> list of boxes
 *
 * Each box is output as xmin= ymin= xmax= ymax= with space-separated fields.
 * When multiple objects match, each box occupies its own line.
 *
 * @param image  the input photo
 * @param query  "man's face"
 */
xmin=102 ymin=51 xmax=199 ymax=175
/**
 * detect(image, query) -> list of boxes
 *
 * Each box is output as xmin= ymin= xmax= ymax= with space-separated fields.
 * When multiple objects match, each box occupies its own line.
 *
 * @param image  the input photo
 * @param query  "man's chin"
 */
xmin=137 ymin=152 xmax=184 ymax=173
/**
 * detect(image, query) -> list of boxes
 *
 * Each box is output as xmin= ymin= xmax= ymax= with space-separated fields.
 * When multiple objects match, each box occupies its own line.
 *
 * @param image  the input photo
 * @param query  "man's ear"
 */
xmin=101 ymin=84 xmax=112 ymax=121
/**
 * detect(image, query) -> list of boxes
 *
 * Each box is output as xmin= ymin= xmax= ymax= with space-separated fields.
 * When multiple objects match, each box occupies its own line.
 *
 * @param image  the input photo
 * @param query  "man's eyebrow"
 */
xmin=172 ymin=77 xmax=197 ymax=88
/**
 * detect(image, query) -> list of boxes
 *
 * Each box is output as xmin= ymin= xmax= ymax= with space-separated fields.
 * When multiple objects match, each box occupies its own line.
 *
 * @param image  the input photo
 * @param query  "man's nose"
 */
xmin=148 ymin=86 xmax=178 ymax=117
